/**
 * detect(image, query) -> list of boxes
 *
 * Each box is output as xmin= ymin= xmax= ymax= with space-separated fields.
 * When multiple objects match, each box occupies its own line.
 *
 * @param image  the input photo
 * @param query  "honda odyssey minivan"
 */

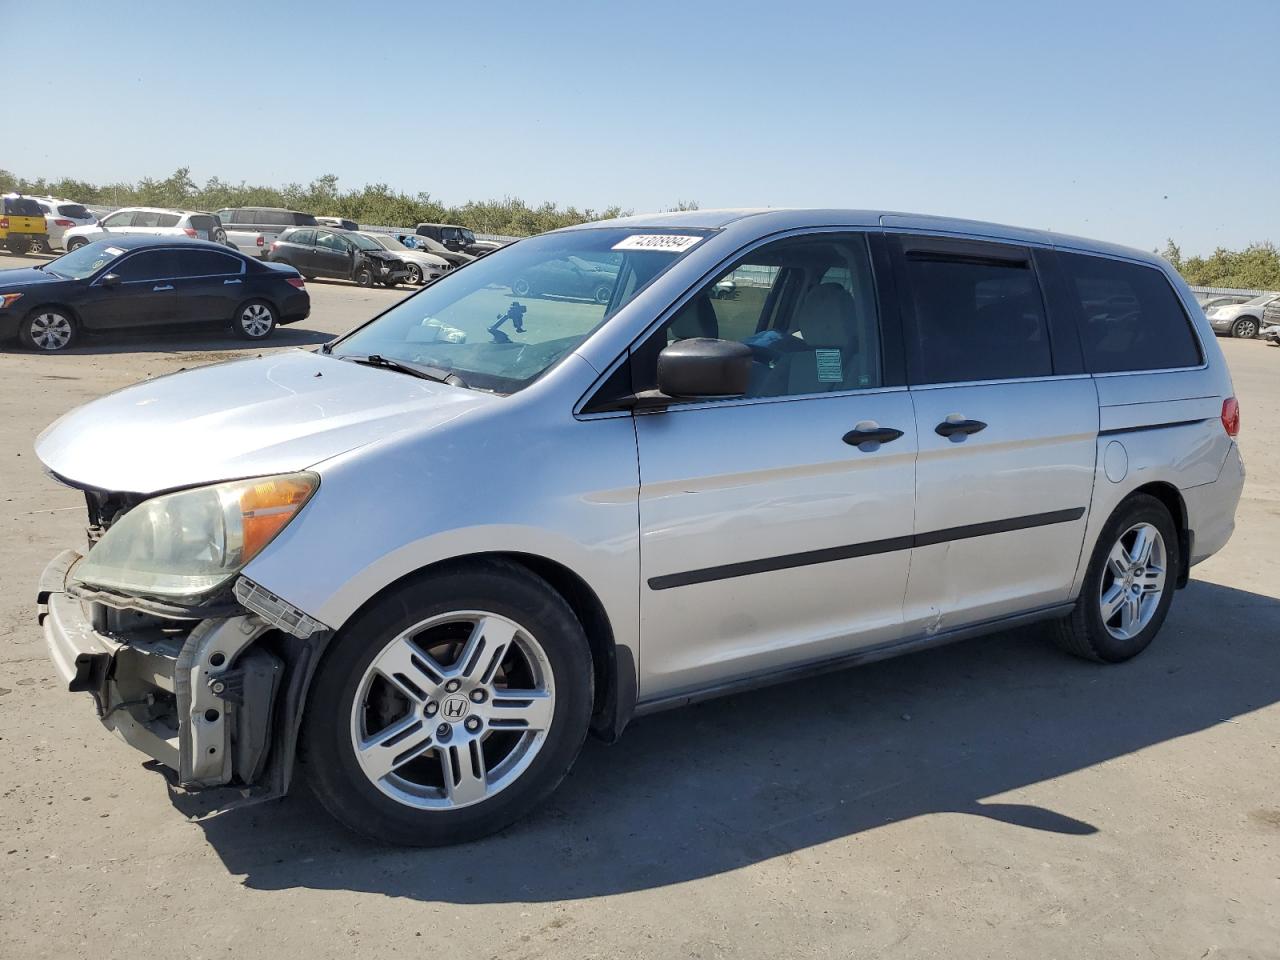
xmin=34 ymin=209 xmax=1244 ymax=845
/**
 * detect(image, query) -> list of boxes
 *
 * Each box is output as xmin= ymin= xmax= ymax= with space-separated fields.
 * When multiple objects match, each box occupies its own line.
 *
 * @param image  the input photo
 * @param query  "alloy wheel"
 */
xmin=350 ymin=611 xmax=556 ymax=810
xmin=27 ymin=311 xmax=73 ymax=350
xmin=1234 ymin=318 xmax=1258 ymax=339
xmin=1098 ymin=522 xmax=1167 ymax=640
xmin=239 ymin=303 xmax=274 ymax=337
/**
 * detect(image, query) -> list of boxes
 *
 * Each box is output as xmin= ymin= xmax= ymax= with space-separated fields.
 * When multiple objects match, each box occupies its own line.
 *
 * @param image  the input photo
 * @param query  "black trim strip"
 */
xmin=647 ymin=507 xmax=1086 ymax=590
xmin=1097 ymin=418 xmax=1207 ymax=437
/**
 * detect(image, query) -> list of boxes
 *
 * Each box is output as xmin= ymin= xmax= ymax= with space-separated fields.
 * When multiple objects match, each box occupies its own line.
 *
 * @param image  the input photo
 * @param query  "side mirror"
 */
xmin=657 ymin=338 xmax=752 ymax=399
xmin=101 ymin=273 xmax=121 ymax=288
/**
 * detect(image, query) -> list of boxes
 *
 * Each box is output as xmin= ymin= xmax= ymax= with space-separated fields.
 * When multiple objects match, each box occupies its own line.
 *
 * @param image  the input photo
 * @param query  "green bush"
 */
xmin=1160 ymin=239 xmax=1280 ymax=290
xmin=0 ymin=167 xmax=643 ymax=237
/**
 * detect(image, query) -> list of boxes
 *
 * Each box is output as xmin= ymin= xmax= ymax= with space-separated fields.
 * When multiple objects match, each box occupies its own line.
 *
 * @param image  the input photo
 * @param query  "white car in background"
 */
xmin=28 ymin=197 xmax=96 ymax=251
xmin=357 ymin=231 xmax=454 ymax=284
xmin=1205 ymin=293 xmax=1280 ymax=340
xmin=61 ymin=207 xmax=226 ymax=251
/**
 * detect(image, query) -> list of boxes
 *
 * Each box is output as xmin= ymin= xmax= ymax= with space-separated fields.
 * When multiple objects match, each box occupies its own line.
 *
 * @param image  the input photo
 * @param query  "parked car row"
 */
xmin=0 ymin=236 xmax=310 ymax=350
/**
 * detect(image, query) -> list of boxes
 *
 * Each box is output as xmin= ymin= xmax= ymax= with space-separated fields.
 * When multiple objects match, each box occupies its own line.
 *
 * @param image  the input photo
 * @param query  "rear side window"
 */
xmin=1059 ymin=254 xmax=1202 ymax=373
xmin=171 ymin=249 xmax=241 ymax=275
xmin=131 ymin=211 xmax=162 ymax=227
xmin=216 ymin=208 xmax=240 ymax=224
xmin=156 ymin=213 xmax=181 ymax=228
xmin=285 ymin=228 xmax=314 ymax=245
xmin=903 ymin=251 xmax=1053 ymax=384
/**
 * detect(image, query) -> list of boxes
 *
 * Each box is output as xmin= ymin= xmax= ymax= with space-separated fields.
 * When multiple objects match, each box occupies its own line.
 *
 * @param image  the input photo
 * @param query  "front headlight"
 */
xmin=72 ymin=473 xmax=317 ymax=604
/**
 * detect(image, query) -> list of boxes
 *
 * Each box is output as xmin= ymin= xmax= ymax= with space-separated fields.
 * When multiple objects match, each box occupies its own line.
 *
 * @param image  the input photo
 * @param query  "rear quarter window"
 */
xmin=1059 ymin=253 xmax=1202 ymax=373
xmin=58 ymin=204 xmax=90 ymax=218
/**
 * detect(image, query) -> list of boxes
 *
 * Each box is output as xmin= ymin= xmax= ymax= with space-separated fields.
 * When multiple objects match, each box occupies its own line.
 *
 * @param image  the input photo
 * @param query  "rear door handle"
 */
xmin=843 ymin=424 xmax=905 ymax=447
xmin=152 ymin=284 xmax=174 ymax=291
xmin=223 ymin=278 xmax=241 ymax=285
xmin=935 ymin=416 xmax=987 ymax=438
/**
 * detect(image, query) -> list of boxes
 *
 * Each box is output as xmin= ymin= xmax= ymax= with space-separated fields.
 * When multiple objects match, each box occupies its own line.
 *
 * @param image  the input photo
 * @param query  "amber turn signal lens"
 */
xmin=238 ymin=475 xmax=317 ymax=560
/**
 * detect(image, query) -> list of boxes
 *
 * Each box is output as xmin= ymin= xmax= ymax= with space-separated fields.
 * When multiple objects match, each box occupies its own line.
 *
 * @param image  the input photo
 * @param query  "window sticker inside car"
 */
xmin=104 ymin=247 xmax=125 ymax=256
xmin=611 ymin=234 xmax=702 ymax=252
xmin=815 ymin=348 xmax=843 ymax=382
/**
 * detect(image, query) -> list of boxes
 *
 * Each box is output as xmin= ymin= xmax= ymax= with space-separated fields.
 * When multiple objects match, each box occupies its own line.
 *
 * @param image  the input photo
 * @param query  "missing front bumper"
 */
xmin=37 ymin=551 xmax=329 ymax=802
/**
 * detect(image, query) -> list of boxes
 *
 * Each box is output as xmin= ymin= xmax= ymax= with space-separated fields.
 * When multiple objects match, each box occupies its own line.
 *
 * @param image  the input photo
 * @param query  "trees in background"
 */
xmin=1160 ymin=239 xmax=1280 ymax=290
xmin=0 ymin=167 xmax=632 ymax=236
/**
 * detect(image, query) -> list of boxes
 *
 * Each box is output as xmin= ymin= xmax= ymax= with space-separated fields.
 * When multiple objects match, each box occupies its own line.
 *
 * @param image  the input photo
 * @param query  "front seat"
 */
xmin=668 ymin=294 xmax=720 ymax=340
xmin=784 ymin=282 xmax=859 ymax=394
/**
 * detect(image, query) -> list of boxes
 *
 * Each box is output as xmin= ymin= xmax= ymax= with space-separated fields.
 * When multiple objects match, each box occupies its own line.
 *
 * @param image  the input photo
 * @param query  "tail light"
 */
xmin=1221 ymin=397 xmax=1240 ymax=437
xmin=286 ymin=277 xmax=305 ymax=290
xmin=0 ymin=218 xmax=8 ymax=229
xmin=255 ymin=235 xmax=264 ymax=247
xmin=54 ymin=218 xmax=75 ymax=227
xmin=183 ymin=227 xmax=198 ymax=238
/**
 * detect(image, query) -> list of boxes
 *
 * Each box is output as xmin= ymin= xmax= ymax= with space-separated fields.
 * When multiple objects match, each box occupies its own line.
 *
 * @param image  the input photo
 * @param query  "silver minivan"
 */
xmin=34 ymin=210 xmax=1245 ymax=845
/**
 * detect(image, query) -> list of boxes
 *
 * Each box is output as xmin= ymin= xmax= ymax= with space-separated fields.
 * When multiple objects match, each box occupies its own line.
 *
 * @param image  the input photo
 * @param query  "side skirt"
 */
xmin=631 ymin=601 xmax=1077 ymax=718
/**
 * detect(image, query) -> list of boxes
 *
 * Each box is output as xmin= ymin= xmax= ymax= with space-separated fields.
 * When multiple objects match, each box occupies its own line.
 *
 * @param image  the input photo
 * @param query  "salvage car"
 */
xmin=1204 ymin=293 xmax=1280 ymax=339
xmin=357 ymin=231 xmax=454 ymax=285
xmin=268 ymin=227 xmax=411 ymax=287
xmin=510 ymin=253 xmax=620 ymax=302
xmin=34 ymin=210 xmax=1243 ymax=845
xmin=1 ymin=235 xmax=309 ymax=350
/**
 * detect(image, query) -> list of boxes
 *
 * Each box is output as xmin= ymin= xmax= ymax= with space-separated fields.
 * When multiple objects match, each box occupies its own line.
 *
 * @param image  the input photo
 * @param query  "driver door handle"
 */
xmin=935 ymin=416 xmax=987 ymax=438
xmin=152 ymin=284 xmax=174 ymax=291
xmin=843 ymin=425 xmax=905 ymax=446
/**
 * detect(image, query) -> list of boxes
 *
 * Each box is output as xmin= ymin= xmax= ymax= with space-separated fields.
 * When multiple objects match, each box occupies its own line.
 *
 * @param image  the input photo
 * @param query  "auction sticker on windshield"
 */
xmin=611 ymin=234 xmax=703 ymax=252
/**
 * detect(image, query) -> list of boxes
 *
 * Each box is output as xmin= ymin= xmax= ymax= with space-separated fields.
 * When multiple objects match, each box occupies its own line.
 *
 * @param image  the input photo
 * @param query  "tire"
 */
xmin=511 ymin=277 xmax=532 ymax=297
xmin=66 ymin=237 xmax=88 ymax=252
xmin=19 ymin=307 xmax=77 ymax=352
xmin=301 ymin=559 xmax=594 ymax=846
xmin=213 ymin=228 xmax=228 ymax=245
xmin=405 ymin=263 xmax=423 ymax=285
xmin=1051 ymin=493 xmax=1179 ymax=663
xmin=233 ymin=299 xmax=277 ymax=340
xmin=7 ymin=238 xmax=27 ymax=256
xmin=1231 ymin=316 xmax=1259 ymax=339
xmin=593 ymin=284 xmax=611 ymax=305
xmin=354 ymin=267 xmax=374 ymax=287
xmin=36 ymin=238 xmax=52 ymax=254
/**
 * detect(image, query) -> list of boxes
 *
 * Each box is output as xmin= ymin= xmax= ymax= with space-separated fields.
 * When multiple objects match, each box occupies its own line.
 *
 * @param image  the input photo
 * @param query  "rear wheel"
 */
xmin=7 ymin=238 xmax=27 ymax=255
xmin=1051 ymin=494 xmax=1178 ymax=662
xmin=20 ymin=307 xmax=76 ymax=352
xmin=1232 ymin=316 xmax=1259 ymax=339
xmin=234 ymin=300 xmax=277 ymax=340
xmin=301 ymin=560 xmax=594 ymax=846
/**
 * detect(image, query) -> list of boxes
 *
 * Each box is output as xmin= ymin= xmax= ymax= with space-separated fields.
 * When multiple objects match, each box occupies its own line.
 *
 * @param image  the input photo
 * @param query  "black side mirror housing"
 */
xmin=101 ymin=273 xmax=121 ymax=288
xmin=657 ymin=338 xmax=752 ymax=399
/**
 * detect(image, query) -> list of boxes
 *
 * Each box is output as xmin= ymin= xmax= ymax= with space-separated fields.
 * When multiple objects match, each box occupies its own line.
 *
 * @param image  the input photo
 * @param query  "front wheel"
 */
xmin=593 ymin=284 xmax=611 ymax=305
xmin=354 ymin=267 xmax=374 ymax=287
xmin=511 ymin=277 xmax=532 ymax=297
xmin=301 ymin=559 xmax=594 ymax=846
xmin=1051 ymin=494 xmax=1178 ymax=662
xmin=20 ymin=307 xmax=77 ymax=351
xmin=405 ymin=263 xmax=423 ymax=285
xmin=66 ymin=237 xmax=88 ymax=252
xmin=1232 ymin=317 xmax=1259 ymax=339
xmin=234 ymin=299 xmax=277 ymax=340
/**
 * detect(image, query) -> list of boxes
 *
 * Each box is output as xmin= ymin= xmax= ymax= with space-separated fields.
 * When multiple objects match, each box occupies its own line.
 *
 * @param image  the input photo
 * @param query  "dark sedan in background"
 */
xmin=267 ymin=227 xmax=411 ymax=287
xmin=0 ymin=237 xmax=310 ymax=352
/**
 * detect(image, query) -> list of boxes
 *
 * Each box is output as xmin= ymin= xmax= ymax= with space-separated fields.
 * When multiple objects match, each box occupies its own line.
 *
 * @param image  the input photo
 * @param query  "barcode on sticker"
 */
xmin=815 ymin=349 xmax=843 ymax=382
xmin=612 ymin=234 xmax=702 ymax=252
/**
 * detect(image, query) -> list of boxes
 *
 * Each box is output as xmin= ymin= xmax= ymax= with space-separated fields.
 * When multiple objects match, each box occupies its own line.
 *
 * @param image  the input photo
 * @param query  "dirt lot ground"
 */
xmin=0 ymin=249 xmax=1276 ymax=960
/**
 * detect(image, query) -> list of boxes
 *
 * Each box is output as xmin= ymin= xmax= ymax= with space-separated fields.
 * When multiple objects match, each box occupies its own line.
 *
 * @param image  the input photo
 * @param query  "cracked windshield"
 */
xmin=332 ymin=228 xmax=707 ymax=391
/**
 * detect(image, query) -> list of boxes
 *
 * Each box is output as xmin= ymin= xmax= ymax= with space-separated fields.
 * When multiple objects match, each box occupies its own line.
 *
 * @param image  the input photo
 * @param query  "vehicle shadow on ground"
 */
xmin=187 ymin=580 xmax=1280 ymax=902
xmin=0 ymin=326 xmax=333 ymax=356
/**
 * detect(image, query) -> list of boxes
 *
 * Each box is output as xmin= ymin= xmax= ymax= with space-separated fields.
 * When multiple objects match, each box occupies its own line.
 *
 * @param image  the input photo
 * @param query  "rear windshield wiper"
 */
xmin=343 ymin=353 xmax=467 ymax=388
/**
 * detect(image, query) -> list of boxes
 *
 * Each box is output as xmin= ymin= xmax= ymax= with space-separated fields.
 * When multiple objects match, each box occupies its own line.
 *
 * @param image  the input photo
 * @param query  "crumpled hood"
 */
xmin=35 ymin=350 xmax=496 ymax=494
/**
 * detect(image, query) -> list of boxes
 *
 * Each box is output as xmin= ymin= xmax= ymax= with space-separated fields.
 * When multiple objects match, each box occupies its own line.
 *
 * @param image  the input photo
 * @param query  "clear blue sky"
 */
xmin=6 ymin=0 xmax=1277 ymax=254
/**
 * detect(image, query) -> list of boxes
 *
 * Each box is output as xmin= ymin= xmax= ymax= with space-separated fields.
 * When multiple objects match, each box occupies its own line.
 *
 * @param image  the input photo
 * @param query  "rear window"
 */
xmin=1059 ymin=253 xmax=1202 ymax=373
xmin=188 ymin=215 xmax=216 ymax=231
xmin=4 ymin=197 xmax=43 ymax=216
xmin=58 ymin=204 xmax=90 ymax=218
xmin=903 ymin=251 xmax=1053 ymax=384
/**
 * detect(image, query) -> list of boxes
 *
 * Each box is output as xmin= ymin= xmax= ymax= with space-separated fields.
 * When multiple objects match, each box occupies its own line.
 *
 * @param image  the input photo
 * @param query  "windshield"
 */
xmin=44 ymin=240 xmax=128 ymax=280
xmin=331 ymin=227 xmax=709 ymax=393
xmin=348 ymin=233 xmax=382 ymax=252
xmin=364 ymin=234 xmax=397 ymax=251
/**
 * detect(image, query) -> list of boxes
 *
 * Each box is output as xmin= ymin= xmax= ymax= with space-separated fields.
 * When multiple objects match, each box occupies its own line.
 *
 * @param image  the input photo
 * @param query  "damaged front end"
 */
xmin=36 ymin=482 xmax=331 ymax=807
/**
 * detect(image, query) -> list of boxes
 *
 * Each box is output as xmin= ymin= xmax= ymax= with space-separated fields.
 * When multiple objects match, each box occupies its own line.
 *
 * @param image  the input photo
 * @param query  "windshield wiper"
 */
xmin=344 ymin=353 xmax=467 ymax=387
